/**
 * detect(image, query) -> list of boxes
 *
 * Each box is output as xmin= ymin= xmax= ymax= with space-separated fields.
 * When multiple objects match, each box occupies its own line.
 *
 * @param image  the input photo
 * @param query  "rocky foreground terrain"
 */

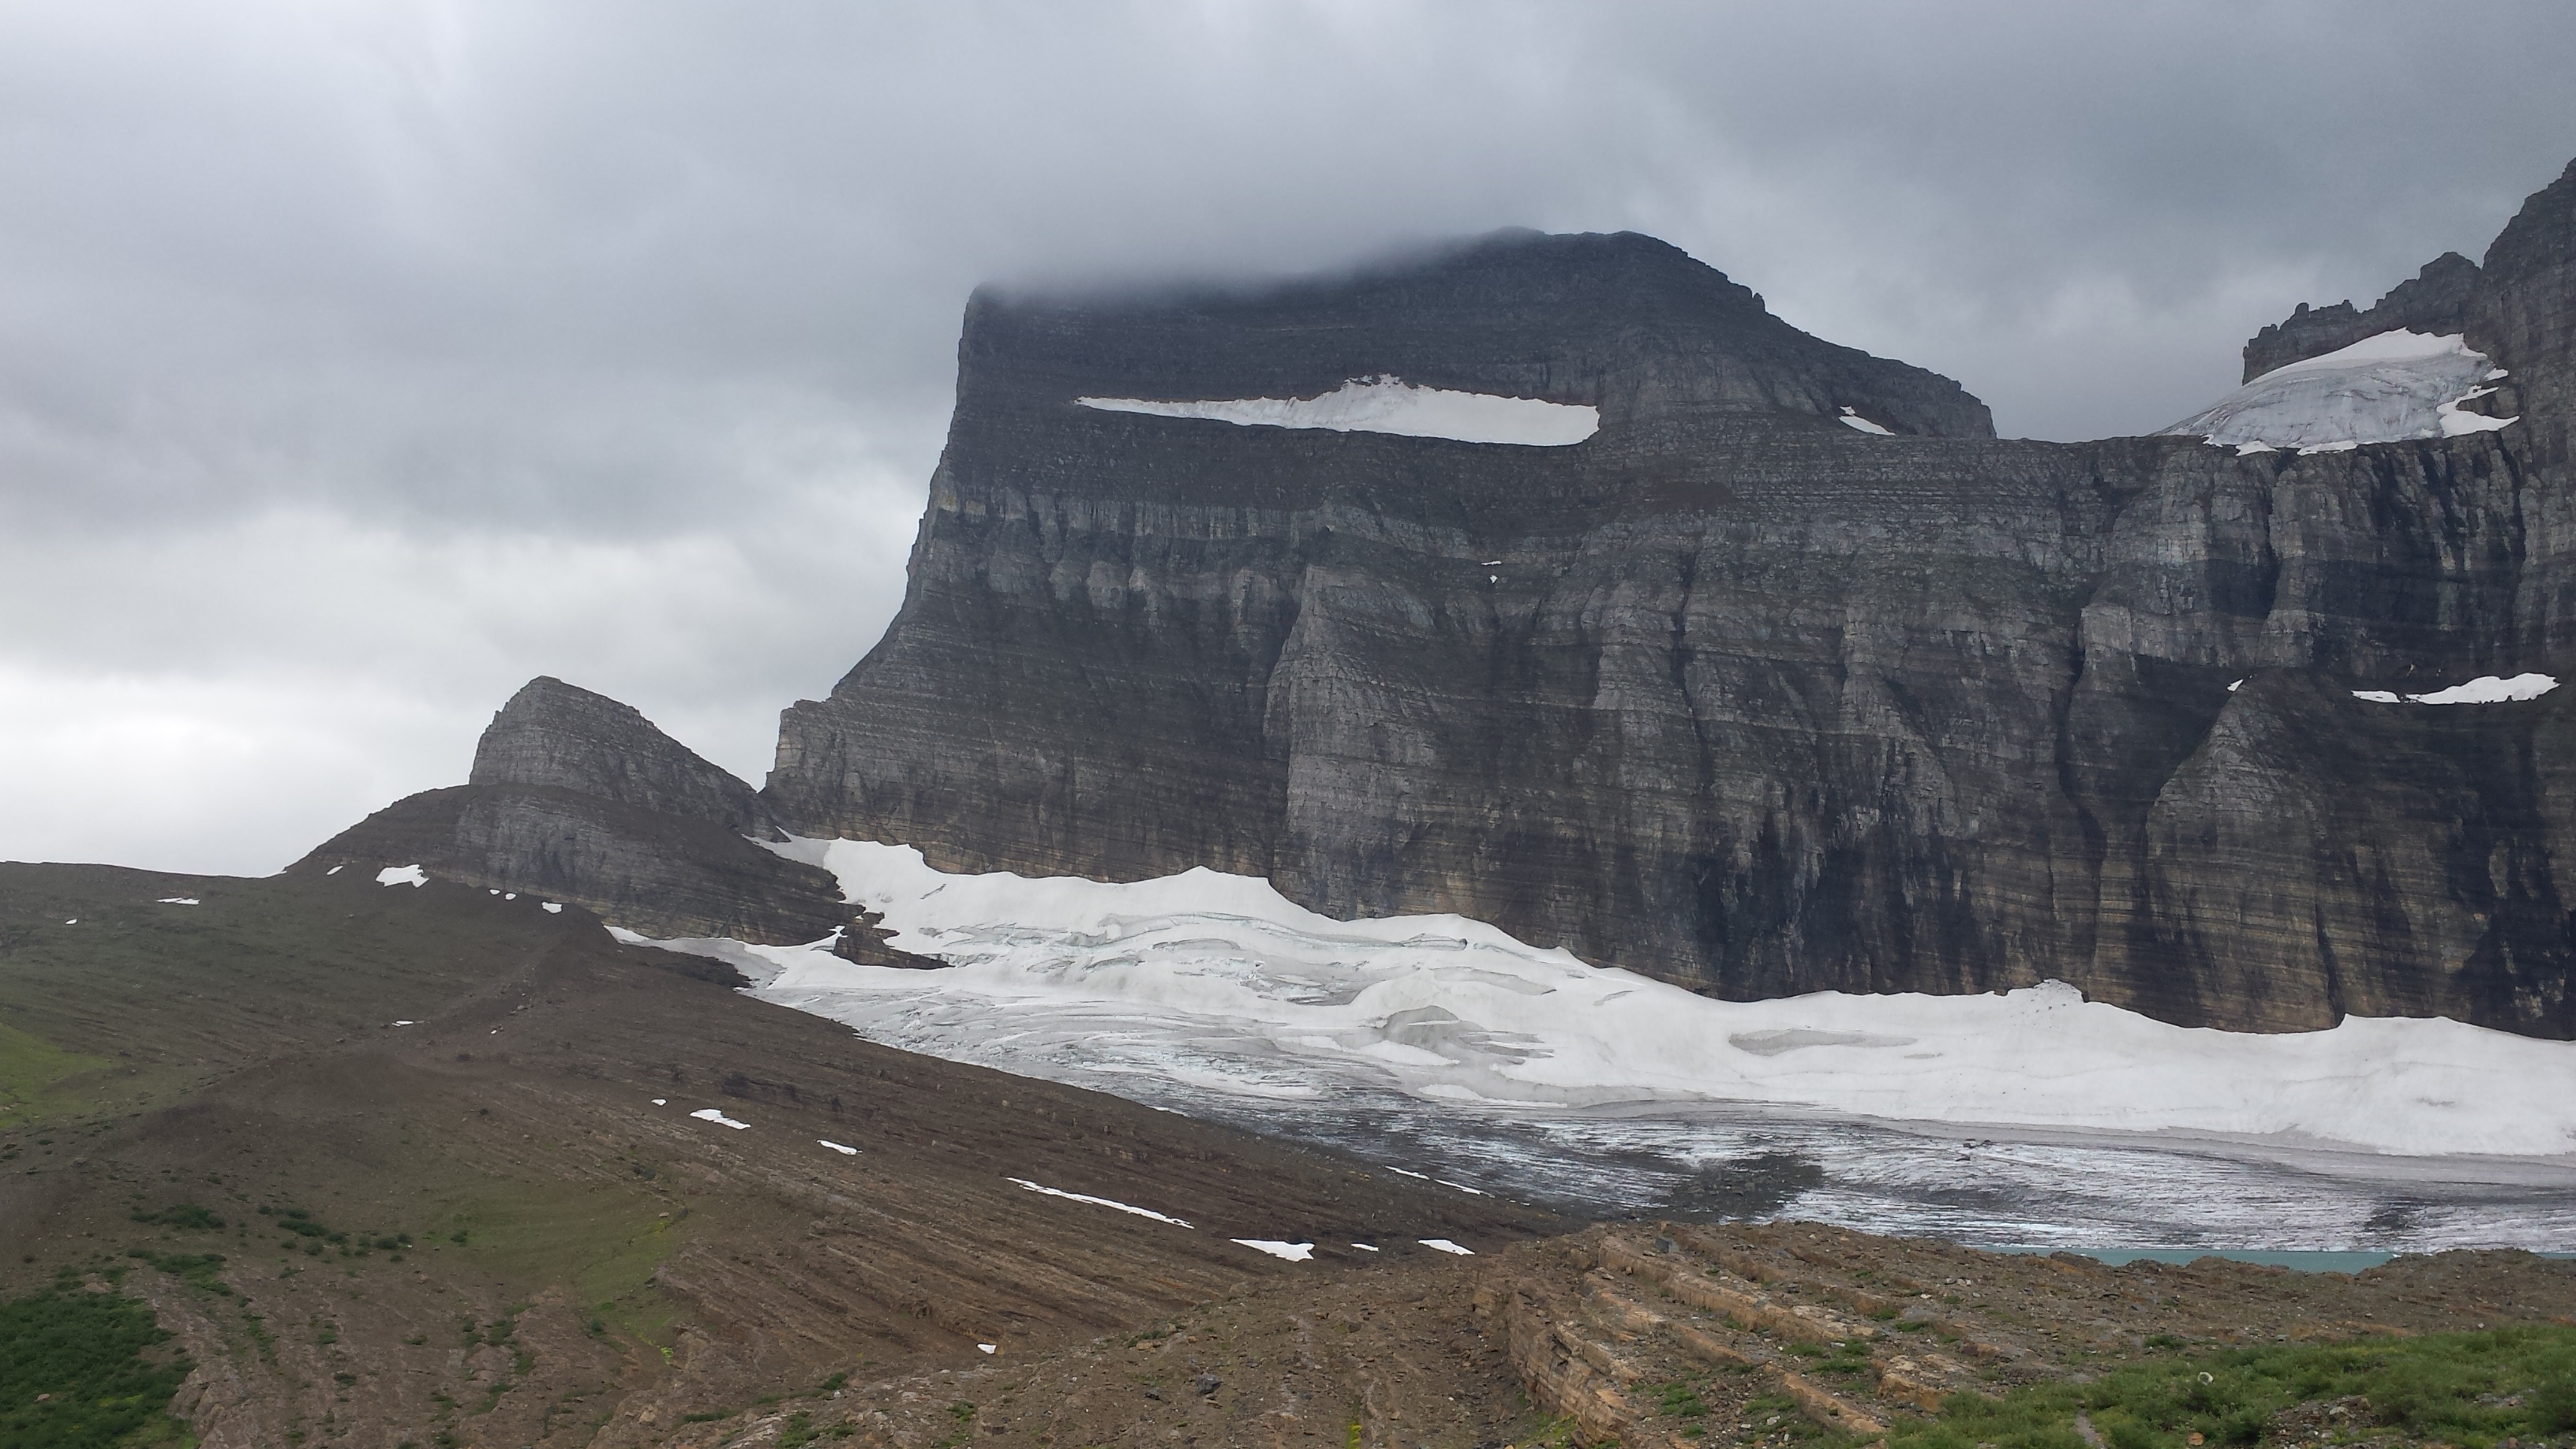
xmin=6 ymin=868 xmax=2572 ymax=1448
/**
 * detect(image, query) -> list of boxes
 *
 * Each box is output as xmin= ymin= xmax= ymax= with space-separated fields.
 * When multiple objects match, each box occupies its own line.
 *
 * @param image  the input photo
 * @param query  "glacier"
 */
xmin=2163 ymin=329 xmax=2517 ymax=451
xmin=589 ymin=840 xmax=2576 ymax=1252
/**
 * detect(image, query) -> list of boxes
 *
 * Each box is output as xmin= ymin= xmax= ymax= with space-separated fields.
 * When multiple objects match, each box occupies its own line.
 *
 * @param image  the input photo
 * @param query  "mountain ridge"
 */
xmin=304 ymin=156 xmax=2576 ymax=1041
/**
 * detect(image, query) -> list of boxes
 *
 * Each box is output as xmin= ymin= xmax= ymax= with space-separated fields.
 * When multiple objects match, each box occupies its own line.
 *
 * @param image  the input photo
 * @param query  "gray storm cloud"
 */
xmin=5 ymin=0 xmax=2574 ymax=873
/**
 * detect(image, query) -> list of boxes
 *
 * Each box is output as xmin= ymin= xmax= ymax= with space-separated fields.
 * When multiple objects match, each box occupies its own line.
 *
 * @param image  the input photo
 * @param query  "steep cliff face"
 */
xmin=764 ymin=169 xmax=2576 ymax=1039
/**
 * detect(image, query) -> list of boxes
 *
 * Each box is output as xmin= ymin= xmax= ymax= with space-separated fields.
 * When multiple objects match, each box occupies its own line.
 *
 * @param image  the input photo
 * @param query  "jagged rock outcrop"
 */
xmin=472 ymin=675 xmax=772 ymax=835
xmin=299 ymin=782 xmax=848 ymax=945
xmin=2241 ymin=157 xmax=2576 ymax=455
xmin=764 ymin=162 xmax=2576 ymax=1039
xmin=2241 ymin=251 xmax=2484 ymax=382
xmin=301 ymin=679 xmax=933 ymax=961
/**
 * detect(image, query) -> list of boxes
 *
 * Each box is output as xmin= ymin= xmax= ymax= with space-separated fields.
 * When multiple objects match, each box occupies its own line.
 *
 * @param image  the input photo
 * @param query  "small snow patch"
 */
xmin=689 ymin=1108 xmax=750 ymax=1130
xmin=2353 ymin=673 xmax=2558 ymax=706
xmin=390 ymin=1020 xmax=416 ymax=1028
xmin=157 ymin=897 xmax=200 ymax=906
xmin=2438 ymin=387 xmax=2514 ymax=438
xmin=62 ymin=919 xmax=76 ymax=926
xmin=1418 ymin=1238 xmax=1474 ymax=1256
xmin=1387 ymin=1167 xmax=1430 ymax=1181
xmin=1005 ymin=1177 xmax=1193 ymax=1228
xmin=1436 ymin=1179 xmax=1486 ymax=1196
xmin=2226 ymin=679 xmax=2245 ymax=693
xmin=650 ymin=1098 xmax=667 ymax=1106
xmin=504 ymin=893 xmax=516 ymax=900
xmin=376 ymin=865 xmax=427 ymax=888
xmin=1077 ymin=376 xmax=1597 ymax=446
xmin=1350 ymin=1243 xmax=1379 ymax=1252
xmin=978 ymin=1343 xmax=998 ymax=1354
xmin=541 ymin=902 xmax=563 ymax=914
xmin=1233 ymin=1239 xmax=1316 ymax=1261
xmin=1839 ymin=406 xmax=1894 ymax=436
xmin=818 ymin=1139 xmax=859 ymax=1155
xmin=325 ymin=864 xmax=343 ymax=875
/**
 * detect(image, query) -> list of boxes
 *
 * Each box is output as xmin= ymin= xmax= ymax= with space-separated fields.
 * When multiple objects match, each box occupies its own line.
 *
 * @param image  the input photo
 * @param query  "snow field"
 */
xmin=1076 ymin=376 xmax=1597 ymax=445
xmin=739 ymin=840 xmax=2576 ymax=1158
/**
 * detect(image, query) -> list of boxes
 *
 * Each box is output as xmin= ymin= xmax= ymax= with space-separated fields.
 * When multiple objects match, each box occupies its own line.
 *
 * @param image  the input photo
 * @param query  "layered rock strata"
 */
xmin=301 ymin=678 xmax=930 ymax=961
xmin=764 ymin=160 xmax=2576 ymax=1038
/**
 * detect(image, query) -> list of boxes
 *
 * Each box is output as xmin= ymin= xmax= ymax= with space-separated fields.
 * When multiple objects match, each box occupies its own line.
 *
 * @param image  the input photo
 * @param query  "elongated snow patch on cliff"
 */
xmin=2353 ymin=673 xmax=2559 ymax=706
xmin=2164 ymin=330 xmax=2515 ymax=451
xmin=723 ymin=841 xmax=2576 ymax=1159
xmin=1076 ymin=376 xmax=1597 ymax=445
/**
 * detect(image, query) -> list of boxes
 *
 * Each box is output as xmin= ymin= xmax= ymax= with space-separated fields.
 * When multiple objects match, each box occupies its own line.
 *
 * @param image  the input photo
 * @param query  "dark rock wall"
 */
xmin=760 ymin=173 xmax=2576 ymax=1039
xmin=2241 ymin=251 xmax=2483 ymax=383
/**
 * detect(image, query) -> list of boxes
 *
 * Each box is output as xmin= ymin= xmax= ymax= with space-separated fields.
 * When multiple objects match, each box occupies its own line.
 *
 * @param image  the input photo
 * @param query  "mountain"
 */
xmin=306 ymin=159 xmax=2576 ymax=1041
xmin=19 ymin=164 xmax=2576 ymax=1449
xmin=754 ymin=160 xmax=2576 ymax=1039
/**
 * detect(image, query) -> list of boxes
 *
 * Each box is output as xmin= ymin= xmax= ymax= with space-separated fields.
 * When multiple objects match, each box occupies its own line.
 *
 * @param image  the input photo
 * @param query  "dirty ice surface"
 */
xmin=632 ymin=841 xmax=2576 ymax=1252
xmin=1076 ymin=375 xmax=1597 ymax=445
xmin=2164 ymin=330 xmax=2516 ymax=451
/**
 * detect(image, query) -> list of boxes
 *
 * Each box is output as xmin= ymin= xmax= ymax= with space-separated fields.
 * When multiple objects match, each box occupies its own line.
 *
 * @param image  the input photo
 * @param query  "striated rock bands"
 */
xmin=472 ymin=675 xmax=772 ymax=836
xmin=299 ymin=784 xmax=850 ymax=945
xmin=301 ymin=679 xmax=938 ymax=958
xmin=766 ymin=163 xmax=2576 ymax=1039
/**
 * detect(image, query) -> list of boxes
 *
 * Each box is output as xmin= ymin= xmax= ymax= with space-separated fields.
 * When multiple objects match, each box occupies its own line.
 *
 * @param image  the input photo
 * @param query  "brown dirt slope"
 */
xmin=0 ymin=863 xmax=1555 ymax=1447
xmin=6 ymin=863 xmax=2569 ymax=1449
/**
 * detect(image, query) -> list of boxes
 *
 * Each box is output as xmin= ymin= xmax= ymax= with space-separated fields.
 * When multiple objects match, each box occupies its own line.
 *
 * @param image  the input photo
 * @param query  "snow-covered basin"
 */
xmin=2163 ymin=329 xmax=2515 ymax=452
xmin=1076 ymin=375 xmax=1597 ymax=446
xmin=723 ymin=841 xmax=2574 ymax=1161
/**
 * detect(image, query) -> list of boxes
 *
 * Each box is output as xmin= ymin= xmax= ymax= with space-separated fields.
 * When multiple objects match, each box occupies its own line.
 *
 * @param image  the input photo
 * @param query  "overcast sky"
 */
xmin=6 ymin=1 xmax=2575 ymax=876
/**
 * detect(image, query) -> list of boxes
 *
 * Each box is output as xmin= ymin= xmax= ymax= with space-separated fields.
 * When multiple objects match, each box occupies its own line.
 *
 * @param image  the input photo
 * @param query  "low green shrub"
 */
xmin=0 ymin=1284 xmax=192 ymax=1448
xmin=1892 ymin=1325 xmax=2576 ymax=1449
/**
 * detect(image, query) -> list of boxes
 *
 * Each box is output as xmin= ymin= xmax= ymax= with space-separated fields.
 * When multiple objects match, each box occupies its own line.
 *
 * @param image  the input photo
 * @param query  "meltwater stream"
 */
xmin=636 ymin=841 xmax=2576 ymax=1254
